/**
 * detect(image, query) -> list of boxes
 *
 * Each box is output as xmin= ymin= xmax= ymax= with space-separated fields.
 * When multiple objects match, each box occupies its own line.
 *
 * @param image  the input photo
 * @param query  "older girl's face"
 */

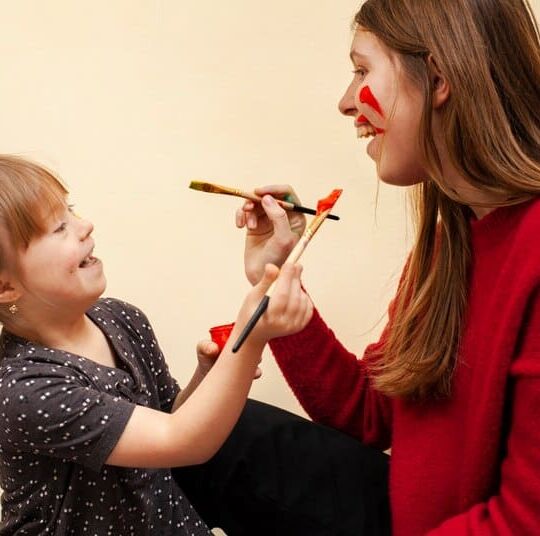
xmin=339 ymin=28 xmax=427 ymax=186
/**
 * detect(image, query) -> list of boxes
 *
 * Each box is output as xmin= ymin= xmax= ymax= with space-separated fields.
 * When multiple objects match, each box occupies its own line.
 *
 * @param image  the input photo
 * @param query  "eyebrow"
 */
xmin=349 ymin=51 xmax=370 ymax=63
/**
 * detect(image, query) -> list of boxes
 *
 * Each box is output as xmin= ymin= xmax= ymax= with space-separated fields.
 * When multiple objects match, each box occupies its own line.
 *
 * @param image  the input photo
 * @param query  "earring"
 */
xmin=8 ymin=304 xmax=18 ymax=315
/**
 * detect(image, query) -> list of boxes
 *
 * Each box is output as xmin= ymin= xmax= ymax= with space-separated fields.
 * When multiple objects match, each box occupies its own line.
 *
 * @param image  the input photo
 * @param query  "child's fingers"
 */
xmin=196 ymin=340 xmax=220 ymax=360
xmin=254 ymin=263 xmax=280 ymax=297
xmin=269 ymin=263 xmax=299 ymax=314
xmin=274 ymin=264 xmax=312 ymax=329
xmin=286 ymin=265 xmax=310 ymax=320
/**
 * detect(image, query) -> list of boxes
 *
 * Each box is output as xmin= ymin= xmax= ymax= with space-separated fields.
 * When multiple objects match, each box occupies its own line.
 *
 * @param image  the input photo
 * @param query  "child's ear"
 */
xmin=427 ymin=54 xmax=451 ymax=109
xmin=0 ymin=277 xmax=21 ymax=305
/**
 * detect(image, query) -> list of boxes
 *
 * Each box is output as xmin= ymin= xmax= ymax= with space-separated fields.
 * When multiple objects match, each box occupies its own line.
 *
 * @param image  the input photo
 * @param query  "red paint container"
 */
xmin=209 ymin=323 xmax=235 ymax=351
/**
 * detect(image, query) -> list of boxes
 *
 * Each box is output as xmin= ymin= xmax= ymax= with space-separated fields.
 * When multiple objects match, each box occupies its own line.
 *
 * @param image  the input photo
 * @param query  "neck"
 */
xmin=5 ymin=301 xmax=95 ymax=350
xmin=430 ymin=121 xmax=506 ymax=220
xmin=468 ymin=204 xmax=497 ymax=220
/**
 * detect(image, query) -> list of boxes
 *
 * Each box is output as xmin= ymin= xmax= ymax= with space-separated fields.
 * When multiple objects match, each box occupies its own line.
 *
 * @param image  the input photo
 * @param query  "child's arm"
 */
xmin=169 ymin=340 xmax=219 ymax=412
xmin=106 ymin=263 xmax=312 ymax=469
xmin=171 ymin=338 xmax=263 ymax=412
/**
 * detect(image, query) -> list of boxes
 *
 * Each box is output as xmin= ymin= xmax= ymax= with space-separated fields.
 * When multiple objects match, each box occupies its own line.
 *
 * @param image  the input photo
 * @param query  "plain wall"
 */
xmin=0 ymin=0 xmax=538 ymax=418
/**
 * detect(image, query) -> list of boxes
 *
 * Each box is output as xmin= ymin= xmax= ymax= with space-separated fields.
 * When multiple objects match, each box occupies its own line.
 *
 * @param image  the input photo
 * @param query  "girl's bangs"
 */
xmin=0 ymin=157 xmax=68 ymax=249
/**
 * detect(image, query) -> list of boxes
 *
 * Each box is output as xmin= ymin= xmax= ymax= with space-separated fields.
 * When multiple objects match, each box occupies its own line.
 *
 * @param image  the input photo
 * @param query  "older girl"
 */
xmin=237 ymin=0 xmax=540 ymax=534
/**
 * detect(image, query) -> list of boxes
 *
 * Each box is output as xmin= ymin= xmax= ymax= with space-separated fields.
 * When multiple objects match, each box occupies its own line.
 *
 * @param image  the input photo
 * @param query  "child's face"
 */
xmin=13 ymin=204 xmax=106 ymax=312
xmin=339 ymin=28 xmax=427 ymax=186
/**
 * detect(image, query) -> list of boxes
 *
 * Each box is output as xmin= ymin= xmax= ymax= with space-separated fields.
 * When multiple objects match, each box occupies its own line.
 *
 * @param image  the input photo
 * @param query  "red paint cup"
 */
xmin=209 ymin=322 xmax=235 ymax=351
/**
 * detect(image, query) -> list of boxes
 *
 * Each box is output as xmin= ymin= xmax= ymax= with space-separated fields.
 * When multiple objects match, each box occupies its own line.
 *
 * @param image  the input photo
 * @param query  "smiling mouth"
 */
xmin=79 ymin=249 xmax=99 ymax=268
xmin=355 ymin=115 xmax=384 ymax=138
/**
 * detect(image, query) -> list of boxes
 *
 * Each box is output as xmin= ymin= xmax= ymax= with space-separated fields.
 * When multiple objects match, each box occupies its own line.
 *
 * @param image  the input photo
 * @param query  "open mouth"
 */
xmin=79 ymin=250 xmax=99 ymax=268
xmin=355 ymin=115 xmax=384 ymax=138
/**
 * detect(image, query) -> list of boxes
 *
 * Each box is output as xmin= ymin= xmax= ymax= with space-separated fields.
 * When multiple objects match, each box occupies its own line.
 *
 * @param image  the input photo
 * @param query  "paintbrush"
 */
xmin=232 ymin=188 xmax=343 ymax=353
xmin=189 ymin=180 xmax=340 ymax=221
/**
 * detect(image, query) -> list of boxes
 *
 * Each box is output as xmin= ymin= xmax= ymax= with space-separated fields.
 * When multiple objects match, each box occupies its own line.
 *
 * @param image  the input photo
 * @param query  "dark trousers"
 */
xmin=172 ymin=399 xmax=390 ymax=536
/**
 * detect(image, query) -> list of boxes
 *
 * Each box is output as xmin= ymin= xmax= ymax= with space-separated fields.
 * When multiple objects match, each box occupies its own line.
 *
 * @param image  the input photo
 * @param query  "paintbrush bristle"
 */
xmin=189 ymin=180 xmax=236 ymax=195
xmin=189 ymin=180 xmax=211 ymax=192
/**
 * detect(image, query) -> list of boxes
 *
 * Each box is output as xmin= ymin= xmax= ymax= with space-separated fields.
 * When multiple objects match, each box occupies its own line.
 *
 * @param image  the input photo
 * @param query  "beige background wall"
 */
xmin=0 ymin=0 xmax=538 ymax=418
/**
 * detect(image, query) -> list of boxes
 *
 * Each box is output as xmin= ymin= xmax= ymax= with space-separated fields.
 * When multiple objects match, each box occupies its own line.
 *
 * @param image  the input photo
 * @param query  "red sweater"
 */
xmin=270 ymin=198 xmax=540 ymax=535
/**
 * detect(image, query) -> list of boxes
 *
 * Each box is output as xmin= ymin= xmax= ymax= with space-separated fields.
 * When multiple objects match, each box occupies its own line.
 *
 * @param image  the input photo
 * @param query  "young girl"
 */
xmin=236 ymin=0 xmax=540 ymax=534
xmin=0 ymin=154 xmax=312 ymax=535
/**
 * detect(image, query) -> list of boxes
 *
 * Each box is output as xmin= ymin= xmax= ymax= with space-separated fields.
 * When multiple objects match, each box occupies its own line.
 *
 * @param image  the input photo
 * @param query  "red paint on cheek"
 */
xmin=359 ymin=86 xmax=384 ymax=117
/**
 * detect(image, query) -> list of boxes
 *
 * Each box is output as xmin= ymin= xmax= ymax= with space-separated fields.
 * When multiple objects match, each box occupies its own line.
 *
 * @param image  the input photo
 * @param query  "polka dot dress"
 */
xmin=0 ymin=298 xmax=211 ymax=535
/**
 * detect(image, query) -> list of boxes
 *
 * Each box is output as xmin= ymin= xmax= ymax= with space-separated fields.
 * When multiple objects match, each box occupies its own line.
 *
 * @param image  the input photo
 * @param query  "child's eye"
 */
xmin=54 ymin=222 xmax=67 ymax=233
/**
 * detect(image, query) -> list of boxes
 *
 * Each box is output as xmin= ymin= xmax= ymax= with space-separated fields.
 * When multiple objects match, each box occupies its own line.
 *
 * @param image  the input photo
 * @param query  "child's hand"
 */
xmin=237 ymin=262 xmax=313 ymax=346
xmin=196 ymin=340 xmax=262 ymax=378
xmin=196 ymin=340 xmax=221 ymax=376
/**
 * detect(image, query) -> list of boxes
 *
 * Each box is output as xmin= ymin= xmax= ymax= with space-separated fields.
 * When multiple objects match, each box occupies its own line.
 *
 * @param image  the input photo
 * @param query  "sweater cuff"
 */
xmin=269 ymin=307 xmax=330 ymax=361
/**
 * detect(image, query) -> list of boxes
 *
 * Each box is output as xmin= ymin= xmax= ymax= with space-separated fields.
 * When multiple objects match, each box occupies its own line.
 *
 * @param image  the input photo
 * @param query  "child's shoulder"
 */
xmin=0 ymin=332 xmax=78 ymax=382
xmin=91 ymin=297 xmax=149 ymax=323
xmin=89 ymin=298 xmax=155 ymax=336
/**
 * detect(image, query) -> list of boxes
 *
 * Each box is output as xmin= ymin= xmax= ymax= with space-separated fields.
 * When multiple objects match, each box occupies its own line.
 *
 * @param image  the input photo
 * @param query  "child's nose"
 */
xmin=79 ymin=218 xmax=94 ymax=240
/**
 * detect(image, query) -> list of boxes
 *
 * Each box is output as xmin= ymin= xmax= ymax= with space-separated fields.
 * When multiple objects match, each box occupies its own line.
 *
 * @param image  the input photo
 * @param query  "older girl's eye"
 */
xmin=352 ymin=67 xmax=367 ymax=78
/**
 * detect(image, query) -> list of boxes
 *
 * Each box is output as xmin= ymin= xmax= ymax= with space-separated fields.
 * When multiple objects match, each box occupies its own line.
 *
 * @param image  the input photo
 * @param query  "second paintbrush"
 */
xmin=189 ymin=180 xmax=340 ymax=221
xmin=232 ymin=188 xmax=343 ymax=353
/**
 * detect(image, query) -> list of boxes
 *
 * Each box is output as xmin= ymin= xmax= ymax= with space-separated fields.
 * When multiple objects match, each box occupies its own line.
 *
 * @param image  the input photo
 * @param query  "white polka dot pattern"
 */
xmin=0 ymin=298 xmax=211 ymax=535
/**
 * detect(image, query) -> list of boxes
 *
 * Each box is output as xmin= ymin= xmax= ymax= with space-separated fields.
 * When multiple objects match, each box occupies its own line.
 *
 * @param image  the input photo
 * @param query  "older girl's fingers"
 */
xmin=254 ymin=184 xmax=302 ymax=205
xmin=236 ymin=207 xmax=246 ymax=228
xmin=261 ymin=196 xmax=297 ymax=244
xmin=236 ymin=199 xmax=269 ymax=230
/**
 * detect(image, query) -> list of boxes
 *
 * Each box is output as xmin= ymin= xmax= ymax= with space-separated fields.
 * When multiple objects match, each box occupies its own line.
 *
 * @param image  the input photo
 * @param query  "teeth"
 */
xmin=79 ymin=254 xmax=94 ymax=268
xmin=356 ymin=124 xmax=377 ymax=139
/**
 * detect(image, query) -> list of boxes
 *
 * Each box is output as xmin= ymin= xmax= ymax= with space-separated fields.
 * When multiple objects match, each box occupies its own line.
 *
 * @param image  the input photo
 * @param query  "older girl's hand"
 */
xmin=235 ymin=185 xmax=306 ymax=285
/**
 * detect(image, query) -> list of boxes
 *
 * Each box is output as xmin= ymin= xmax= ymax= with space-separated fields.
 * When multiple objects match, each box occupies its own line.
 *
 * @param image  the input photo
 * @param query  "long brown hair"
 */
xmin=355 ymin=0 xmax=540 ymax=399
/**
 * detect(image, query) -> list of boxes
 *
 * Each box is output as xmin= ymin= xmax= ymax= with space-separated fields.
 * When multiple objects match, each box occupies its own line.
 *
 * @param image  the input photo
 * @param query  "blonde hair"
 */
xmin=355 ymin=0 xmax=540 ymax=399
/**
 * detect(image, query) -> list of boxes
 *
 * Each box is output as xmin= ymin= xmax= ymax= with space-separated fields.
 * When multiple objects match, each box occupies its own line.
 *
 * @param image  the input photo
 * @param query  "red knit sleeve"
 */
xmin=269 ymin=307 xmax=393 ymax=450
xmin=427 ymin=290 xmax=540 ymax=535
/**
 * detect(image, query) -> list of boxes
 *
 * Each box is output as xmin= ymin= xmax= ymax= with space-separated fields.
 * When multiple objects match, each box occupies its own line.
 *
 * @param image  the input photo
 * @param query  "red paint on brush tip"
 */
xmin=359 ymin=86 xmax=384 ymax=117
xmin=316 ymin=189 xmax=343 ymax=214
